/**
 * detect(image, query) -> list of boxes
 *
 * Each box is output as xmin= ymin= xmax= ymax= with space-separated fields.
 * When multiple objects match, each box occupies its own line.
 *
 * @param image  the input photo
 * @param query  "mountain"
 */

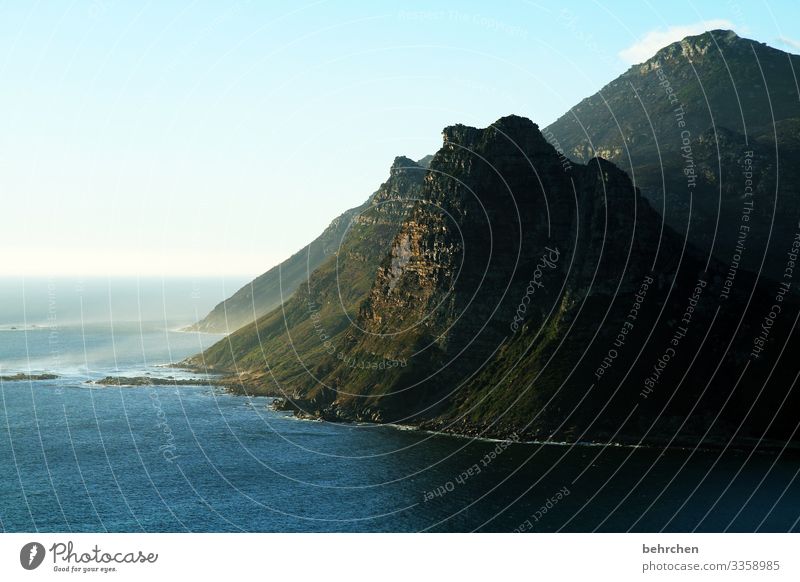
xmin=185 ymin=155 xmax=425 ymax=378
xmin=186 ymin=115 xmax=800 ymax=448
xmin=187 ymin=157 xmax=428 ymax=333
xmin=197 ymin=30 xmax=800 ymax=335
xmin=187 ymin=204 xmax=365 ymax=332
xmin=545 ymin=29 xmax=800 ymax=281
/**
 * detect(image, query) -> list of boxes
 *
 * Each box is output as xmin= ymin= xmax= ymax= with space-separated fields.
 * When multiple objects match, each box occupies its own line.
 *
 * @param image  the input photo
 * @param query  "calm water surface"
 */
xmin=0 ymin=314 xmax=798 ymax=532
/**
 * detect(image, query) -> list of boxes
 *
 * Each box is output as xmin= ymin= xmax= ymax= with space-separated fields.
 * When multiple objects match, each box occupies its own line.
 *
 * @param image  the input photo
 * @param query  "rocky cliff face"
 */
xmin=190 ymin=114 xmax=800 ymax=448
xmin=184 ymin=156 xmax=425 ymax=379
xmin=187 ymin=157 xmax=429 ymax=334
xmin=545 ymin=29 xmax=800 ymax=281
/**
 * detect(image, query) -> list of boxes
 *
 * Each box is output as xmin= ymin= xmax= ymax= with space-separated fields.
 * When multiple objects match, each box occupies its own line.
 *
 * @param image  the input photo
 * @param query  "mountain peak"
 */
xmin=679 ymin=28 xmax=740 ymax=50
xmin=390 ymin=155 xmax=419 ymax=170
xmin=492 ymin=113 xmax=539 ymax=132
xmin=683 ymin=28 xmax=740 ymax=44
xmin=545 ymin=22 xmax=800 ymax=283
xmin=439 ymin=114 xmax=556 ymax=161
xmin=442 ymin=115 xmax=541 ymax=142
xmin=643 ymin=29 xmax=754 ymax=66
xmin=389 ymin=156 xmax=422 ymax=177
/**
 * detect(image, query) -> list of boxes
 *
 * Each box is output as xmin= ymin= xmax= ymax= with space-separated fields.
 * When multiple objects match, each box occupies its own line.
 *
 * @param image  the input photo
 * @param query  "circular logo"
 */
xmin=20 ymin=542 xmax=46 ymax=570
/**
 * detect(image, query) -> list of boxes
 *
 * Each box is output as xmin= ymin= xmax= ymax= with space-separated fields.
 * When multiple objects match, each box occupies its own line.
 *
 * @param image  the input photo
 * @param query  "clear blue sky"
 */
xmin=1 ymin=0 xmax=797 ymax=277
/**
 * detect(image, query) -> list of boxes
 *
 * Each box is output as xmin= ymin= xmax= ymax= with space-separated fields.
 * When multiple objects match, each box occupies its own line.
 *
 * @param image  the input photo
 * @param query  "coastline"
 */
xmin=265 ymin=393 xmax=800 ymax=456
xmin=172 ymin=358 xmax=800 ymax=455
xmin=0 ymin=372 xmax=60 ymax=382
xmin=10 ymin=365 xmax=800 ymax=456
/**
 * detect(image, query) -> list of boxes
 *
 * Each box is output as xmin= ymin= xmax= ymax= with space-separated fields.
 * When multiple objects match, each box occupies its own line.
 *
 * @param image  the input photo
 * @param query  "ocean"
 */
xmin=0 ymin=278 xmax=798 ymax=532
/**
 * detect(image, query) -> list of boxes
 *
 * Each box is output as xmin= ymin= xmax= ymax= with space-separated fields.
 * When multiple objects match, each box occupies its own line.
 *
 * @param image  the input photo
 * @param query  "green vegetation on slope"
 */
xmin=188 ymin=114 xmax=800 ymax=447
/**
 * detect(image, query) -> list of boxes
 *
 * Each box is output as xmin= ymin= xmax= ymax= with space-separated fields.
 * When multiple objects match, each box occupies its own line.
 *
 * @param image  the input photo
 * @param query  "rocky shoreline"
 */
xmin=267 ymin=396 xmax=800 ymax=454
xmin=11 ymin=366 xmax=794 ymax=453
xmin=89 ymin=375 xmax=220 ymax=387
xmin=90 ymin=369 xmax=284 ymax=394
xmin=64 ymin=362 xmax=800 ymax=454
xmin=0 ymin=372 xmax=59 ymax=382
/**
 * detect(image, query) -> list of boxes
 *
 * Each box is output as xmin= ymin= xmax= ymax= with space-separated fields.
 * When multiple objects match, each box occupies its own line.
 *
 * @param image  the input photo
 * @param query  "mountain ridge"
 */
xmin=544 ymin=29 xmax=800 ymax=281
xmin=186 ymin=155 xmax=431 ymax=333
xmin=185 ymin=113 xmax=800 ymax=448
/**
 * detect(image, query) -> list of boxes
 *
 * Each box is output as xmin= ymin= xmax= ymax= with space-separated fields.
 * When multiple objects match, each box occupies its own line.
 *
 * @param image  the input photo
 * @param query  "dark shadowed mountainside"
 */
xmin=185 ymin=114 xmax=800 ymax=449
xmin=545 ymin=29 xmax=800 ymax=281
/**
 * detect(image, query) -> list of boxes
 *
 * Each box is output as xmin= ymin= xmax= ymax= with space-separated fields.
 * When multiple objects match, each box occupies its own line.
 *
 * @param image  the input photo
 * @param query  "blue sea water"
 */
xmin=0 ymin=279 xmax=798 ymax=532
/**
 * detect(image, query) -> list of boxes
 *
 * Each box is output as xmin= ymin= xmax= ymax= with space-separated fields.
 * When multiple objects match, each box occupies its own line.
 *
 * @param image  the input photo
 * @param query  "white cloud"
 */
xmin=619 ymin=20 xmax=736 ymax=64
xmin=778 ymin=36 xmax=800 ymax=52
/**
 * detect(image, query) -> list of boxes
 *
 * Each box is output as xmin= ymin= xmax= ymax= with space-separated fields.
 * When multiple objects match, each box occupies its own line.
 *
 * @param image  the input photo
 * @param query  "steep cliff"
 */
xmin=189 ymin=115 xmax=800 ymax=448
xmin=187 ymin=157 xmax=430 ymax=333
xmin=185 ymin=205 xmax=363 ymax=333
xmin=185 ymin=156 xmax=425 ymax=381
